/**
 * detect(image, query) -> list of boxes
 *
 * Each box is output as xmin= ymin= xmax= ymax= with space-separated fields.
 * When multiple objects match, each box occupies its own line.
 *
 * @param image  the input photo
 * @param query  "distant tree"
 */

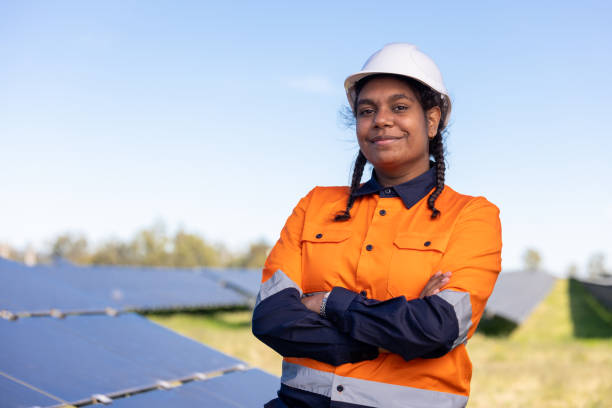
xmin=587 ymin=253 xmax=609 ymax=278
xmin=50 ymin=234 xmax=90 ymax=264
xmin=523 ymin=248 xmax=542 ymax=271
xmin=567 ymin=263 xmax=579 ymax=278
xmin=45 ymin=222 xmax=270 ymax=269
xmin=90 ymin=240 xmax=137 ymax=265
xmin=131 ymin=223 xmax=171 ymax=266
xmin=172 ymin=230 xmax=221 ymax=267
xmin=228 ymin=239 xmax=271 ymax=268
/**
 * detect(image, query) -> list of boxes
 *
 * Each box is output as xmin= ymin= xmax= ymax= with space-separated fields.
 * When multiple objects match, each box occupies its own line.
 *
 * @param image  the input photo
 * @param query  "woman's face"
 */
xmin=355 ymin=76 xmax=440 ymax=183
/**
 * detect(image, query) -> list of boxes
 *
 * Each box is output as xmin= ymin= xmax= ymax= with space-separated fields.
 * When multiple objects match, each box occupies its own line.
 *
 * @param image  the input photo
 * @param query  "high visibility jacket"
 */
xmin=253 ymin=168 xmax=502 ymax=408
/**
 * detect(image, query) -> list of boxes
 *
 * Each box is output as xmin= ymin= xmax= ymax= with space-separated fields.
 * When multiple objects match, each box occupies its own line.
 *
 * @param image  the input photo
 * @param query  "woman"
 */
xmin=252 ymin=43 xmax=502 ymax=408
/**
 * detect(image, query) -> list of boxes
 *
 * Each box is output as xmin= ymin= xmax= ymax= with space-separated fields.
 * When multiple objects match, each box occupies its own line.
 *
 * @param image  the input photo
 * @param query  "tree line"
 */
xmin=45 ymin=224 xmax=271 ymax=269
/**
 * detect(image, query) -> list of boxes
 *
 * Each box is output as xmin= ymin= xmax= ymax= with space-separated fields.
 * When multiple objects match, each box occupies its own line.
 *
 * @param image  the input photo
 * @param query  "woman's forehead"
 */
xmin=358 ymin=76 xmax=418 ymax=101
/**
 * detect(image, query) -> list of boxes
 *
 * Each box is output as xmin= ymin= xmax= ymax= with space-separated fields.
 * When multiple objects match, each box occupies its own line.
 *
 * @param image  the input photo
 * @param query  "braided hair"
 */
xmin=334 ymin=74 xmax=450 ymax=222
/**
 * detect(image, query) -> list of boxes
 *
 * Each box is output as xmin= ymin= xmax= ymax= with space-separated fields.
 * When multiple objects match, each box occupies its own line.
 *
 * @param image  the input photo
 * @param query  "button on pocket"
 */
xmin=301 ymin=224 xmax=353 ymax=293
xmin=388 ymin=233 xmax=449 ymax=298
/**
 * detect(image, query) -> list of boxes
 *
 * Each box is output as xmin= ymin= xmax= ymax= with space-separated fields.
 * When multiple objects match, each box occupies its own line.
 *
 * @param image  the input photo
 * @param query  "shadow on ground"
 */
xmin=476 ymin=315 xmax=518 ymax=337
xmin=143 ymin=306 xmax=252 ymax=330
xmin=569 ymin=278 xmax=612 ymax=338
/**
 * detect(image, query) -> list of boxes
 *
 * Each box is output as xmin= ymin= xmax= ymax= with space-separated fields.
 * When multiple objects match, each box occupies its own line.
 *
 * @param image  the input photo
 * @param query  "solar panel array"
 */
xmin=0 ymin=257 xmax=263 ymax=317
xmin=0 ymin=258 xmax=278 ymax=407
xmin=575 ymin=277 xmax=612 ymax=311
xmin=206 ymin=268 xmax=263 ymax=302
xmin=484 ymin=270 xmax=556 ymax=324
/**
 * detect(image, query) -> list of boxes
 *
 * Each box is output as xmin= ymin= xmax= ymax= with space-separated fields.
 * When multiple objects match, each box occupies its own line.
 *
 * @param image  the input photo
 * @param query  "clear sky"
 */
xmin=1 ymin=0 xmax=610 ymax=276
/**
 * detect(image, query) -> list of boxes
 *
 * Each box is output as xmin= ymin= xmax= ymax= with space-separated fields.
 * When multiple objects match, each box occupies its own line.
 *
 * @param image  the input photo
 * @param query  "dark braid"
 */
xmin=418 ymin=81 xmax=449 ymax=219
xmin=427 ymin=132 xmax=445 ymax=219
xmin=334 ymin=150 xmax=367 ymax=221
xmin=334 ymin=73 xmax=450 ymax=222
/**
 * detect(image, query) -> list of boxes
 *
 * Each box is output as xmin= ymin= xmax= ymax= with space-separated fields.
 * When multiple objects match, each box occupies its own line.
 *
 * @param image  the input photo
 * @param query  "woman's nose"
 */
xmin=374 ymin=109 xmax=393 ymax=127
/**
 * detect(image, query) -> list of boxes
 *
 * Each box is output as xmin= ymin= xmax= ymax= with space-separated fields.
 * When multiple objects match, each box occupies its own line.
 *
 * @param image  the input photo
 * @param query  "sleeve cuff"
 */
xmin=325 ymin=287 xmax=359 ymax=331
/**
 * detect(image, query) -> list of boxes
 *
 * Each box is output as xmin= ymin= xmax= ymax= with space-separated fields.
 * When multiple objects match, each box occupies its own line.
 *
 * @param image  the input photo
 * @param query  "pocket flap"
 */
xmin=302 ymin=225 xmax=352 ymax=243
xmin=393 ymin=233 xmax=449 ymax=253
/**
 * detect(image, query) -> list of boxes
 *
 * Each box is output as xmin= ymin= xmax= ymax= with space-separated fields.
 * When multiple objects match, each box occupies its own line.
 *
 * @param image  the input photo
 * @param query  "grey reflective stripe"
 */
xmin=281 ymin=360 xmax=333 ymax=397
xmin=255 ymin=269 xmax=302 ymax=307
xmin=436 ymin=290 xmax=473 ymax=348
xmin=281 ymin=361 xmax=468 ymax=408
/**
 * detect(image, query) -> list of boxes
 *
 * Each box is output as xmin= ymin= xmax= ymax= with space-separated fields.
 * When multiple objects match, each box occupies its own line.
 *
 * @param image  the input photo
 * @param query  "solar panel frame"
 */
xmin=84 ymin=369 xmax=279 ymax=408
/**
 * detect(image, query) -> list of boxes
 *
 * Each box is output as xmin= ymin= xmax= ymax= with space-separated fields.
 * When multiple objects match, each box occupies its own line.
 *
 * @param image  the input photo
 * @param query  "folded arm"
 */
xmin=251 ymin=270 xmax=379 ymax=366
xmin=251 ymin=189 xmax=378 ymax=366
xmin=305 ymin=197 xmax=502 ymax=361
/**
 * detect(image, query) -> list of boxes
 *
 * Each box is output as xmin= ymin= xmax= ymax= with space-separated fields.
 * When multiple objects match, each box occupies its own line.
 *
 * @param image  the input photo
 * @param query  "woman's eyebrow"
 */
xmin=389 ymin=93 xmax=416 ymax=102
xmin=356 ymin=98 xmax=376 ymax=106
xmin=357 ymin=94 xmax=416 ymax=106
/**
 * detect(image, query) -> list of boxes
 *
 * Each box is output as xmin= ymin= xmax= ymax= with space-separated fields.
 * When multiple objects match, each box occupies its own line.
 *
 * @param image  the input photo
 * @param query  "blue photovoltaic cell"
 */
xmin=97 ymin=369 xmax=279 ymax=408
xmin=58 ymin=313 xmax=242 ymax=377
xmin=0 ymin=374 xmax=61 ymax=408
xmin=485 ymin=270 xmax=556 ymax=323
xmin=187 ymin=368 xmax=279 ymax=406
xmin=0 ymin=317 xmax=158 ymax=402
xmin=0 ymin=258 xmax=250 ymax=313
xmin=0 ymin=314 xmax=242 ymax=404
xmin=42 ymin=263 xmax=249 ymax=310
xmin=0 ymin=258 xmax=110 ymax=313
xmin=204 ymin=268 xmax=263 ymax=299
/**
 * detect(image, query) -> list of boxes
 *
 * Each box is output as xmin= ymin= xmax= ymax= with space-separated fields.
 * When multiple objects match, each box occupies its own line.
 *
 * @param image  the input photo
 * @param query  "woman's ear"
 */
xmin=427 ymin=106 xmax=441 ymax=139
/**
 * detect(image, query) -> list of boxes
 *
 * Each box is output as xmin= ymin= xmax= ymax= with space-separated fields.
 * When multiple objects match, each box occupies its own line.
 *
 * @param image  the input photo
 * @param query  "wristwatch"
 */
xmin=319 ymin=292 xmax=331 ymax=318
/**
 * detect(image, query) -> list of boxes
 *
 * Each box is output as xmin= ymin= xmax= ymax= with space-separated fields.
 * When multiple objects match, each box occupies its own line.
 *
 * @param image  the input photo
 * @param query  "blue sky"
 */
xmin=1 ymin=1 xmax=610 ymax=275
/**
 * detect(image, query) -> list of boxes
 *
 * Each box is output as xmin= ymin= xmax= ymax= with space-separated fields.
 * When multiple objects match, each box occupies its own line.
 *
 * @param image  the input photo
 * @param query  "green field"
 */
xmin=148 ymin=279 xmax=612 ymax=407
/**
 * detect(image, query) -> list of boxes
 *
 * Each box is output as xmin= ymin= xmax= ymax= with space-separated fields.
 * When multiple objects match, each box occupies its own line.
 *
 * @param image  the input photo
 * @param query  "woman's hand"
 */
xmin=419 ymin=271 xmax=452 ymax=298
xmin=301 ymin=292 xmax=329 ymax=314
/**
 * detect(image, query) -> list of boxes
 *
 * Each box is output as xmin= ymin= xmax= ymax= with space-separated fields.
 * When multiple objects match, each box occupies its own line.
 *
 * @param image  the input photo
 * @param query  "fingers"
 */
xmin=419 ymin=271 xmax=452 ymax=298
xmin=301 ymin=292 xmax=327 ymax=314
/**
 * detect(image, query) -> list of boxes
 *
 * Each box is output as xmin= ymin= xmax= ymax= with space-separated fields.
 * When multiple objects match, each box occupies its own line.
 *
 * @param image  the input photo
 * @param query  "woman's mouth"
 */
xmin=369 ymin=135 xmax=402 ymax=145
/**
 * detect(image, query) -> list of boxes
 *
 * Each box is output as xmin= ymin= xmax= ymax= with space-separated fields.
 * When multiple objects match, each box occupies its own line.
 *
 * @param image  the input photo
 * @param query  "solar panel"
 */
xmin=484 ymin=270 xmax=556 ymax=324
xmin=576 ymin=277 xmax=612 ymax=311
xmin=0 ymin=258 xmax=110 ymax=314
xmin=205 ymin=268 xmax=263 ymax=300
xmin=0 ymin=374 xmax=61 ymax=408
xmin=186 ymin=368 xmax=278 ymax=406
xmin=87 ymin=369 xmax=279 ymax=408
xmin=0 ymin=314 xmax=243 ymax=404
xmin=47 ymin=263 xmax=250 ymax=310
xmin=0 ymin=258 xmax=250 ymax=314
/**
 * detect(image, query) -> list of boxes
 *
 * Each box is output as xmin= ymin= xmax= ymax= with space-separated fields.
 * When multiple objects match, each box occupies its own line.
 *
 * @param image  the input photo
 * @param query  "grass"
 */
xmin=147 ymin=279 xmax=612 ymax=407
xmin=467 ymin=279 xmax=612 ymax=407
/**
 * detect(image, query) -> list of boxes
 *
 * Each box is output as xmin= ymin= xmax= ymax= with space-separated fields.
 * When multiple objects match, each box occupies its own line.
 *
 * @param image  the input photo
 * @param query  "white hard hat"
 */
xmin=344 ymin=43 xmax=451 ymax=126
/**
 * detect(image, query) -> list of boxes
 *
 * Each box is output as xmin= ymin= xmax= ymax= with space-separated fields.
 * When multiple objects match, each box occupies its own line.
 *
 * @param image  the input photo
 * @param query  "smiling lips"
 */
xmin=369 ymin=135 xmax=404 ymax=145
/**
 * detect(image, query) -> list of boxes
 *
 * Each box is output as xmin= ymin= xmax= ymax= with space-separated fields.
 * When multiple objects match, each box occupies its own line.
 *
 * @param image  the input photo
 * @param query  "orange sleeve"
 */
xmin=437 ymin=196 xmax=503 ymax=338
xmin=261 ymin=188 xmax=315 ymax=286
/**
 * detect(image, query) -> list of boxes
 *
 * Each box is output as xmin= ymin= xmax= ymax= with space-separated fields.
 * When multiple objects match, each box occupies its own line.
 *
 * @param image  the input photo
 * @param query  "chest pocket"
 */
xmin=300 ymin=225 xmax=352 ymax=293
xmin=388 ymin=232 xmax=449 ymax=299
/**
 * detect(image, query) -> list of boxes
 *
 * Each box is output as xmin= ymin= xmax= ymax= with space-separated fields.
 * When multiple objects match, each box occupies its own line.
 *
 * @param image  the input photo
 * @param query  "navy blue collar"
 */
xmin=352 ymin=165 xmax=437 ymax=209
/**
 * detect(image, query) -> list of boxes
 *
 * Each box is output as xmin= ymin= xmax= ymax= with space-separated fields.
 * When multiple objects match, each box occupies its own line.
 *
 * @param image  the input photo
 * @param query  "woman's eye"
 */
xmin=358 ymin=108 xmax=375 ymax=116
